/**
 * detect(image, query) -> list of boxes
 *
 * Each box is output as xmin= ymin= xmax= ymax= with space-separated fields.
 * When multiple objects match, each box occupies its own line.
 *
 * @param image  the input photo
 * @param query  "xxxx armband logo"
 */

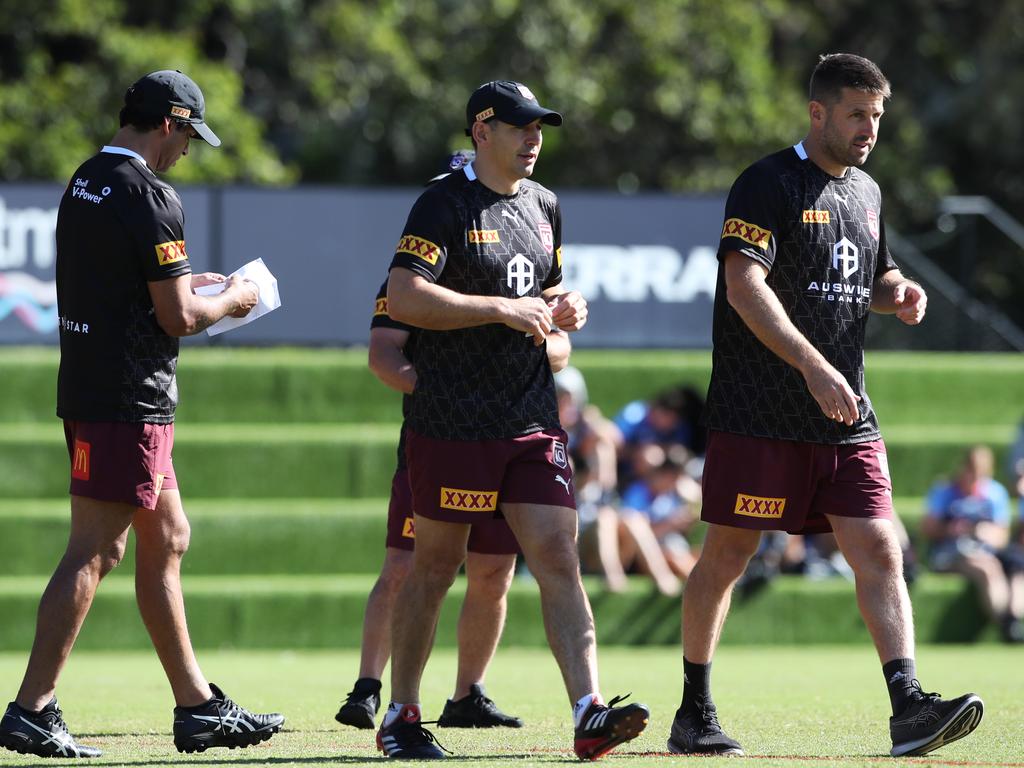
xmin=722 ymin=218 xmax=771 ymax=249
xmin=734 ymin=493 xmax=786 ymax=519
xmin=397 ymin=234 xmax=441 ymax=265
xmin=401 ymin=517 xmax=415 ymax=538
xmin=374 ymin=297 xmax=389 ymax=317
xmin=440 ymin=487 xmax=498 ymax=512
xmin=155 ymin=240 xmax=188 ymax=266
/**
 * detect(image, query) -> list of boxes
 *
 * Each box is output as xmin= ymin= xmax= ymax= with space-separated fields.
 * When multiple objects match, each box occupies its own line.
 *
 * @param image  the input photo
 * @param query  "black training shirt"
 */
xmin=56 ymin=148 xmax=192 ymax=423
xmin=388 ymin=164 xmax=562 ymax=441
xmin=704 ymin=142 xmax=898 ymax=444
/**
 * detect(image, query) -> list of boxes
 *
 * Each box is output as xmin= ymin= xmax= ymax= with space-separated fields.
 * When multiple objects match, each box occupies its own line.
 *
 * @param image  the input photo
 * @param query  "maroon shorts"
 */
xmin=700 ymin=430 xmax=893 ymax=535
xmin=63 ymin=420 xmax=177 ymax=510
xmin=405 ymin=427 xmax=575 ymax=525
xmin=385 ymin=467 xmax=518 ymax=555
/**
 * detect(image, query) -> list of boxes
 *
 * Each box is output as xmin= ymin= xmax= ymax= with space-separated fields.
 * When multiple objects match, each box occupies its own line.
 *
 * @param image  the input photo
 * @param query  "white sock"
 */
xmin=382 ymin=702 xmax=418 ymax=727
xmin=573 ymin=693 xmax=601 ymax=727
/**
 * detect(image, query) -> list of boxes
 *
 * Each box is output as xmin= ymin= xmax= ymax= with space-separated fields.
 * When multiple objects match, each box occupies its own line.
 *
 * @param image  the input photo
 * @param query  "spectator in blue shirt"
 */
xmin=923 ymin=445 xmax=1023 ymax=643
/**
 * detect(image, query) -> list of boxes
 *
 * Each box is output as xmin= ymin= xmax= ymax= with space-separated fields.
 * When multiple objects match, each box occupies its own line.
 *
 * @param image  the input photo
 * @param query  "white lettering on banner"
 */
xmin=0 ymin=197 xmax=59 ymax=269
xmin=561 ymin=244 xmax=718 ymax=303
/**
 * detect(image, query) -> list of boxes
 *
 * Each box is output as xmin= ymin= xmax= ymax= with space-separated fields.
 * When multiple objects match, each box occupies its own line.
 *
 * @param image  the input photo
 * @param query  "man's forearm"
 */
xmin=728 ymin=272 xmax=824 ymax=376
xmin=388 ymin=276 xmax=507 ymax=330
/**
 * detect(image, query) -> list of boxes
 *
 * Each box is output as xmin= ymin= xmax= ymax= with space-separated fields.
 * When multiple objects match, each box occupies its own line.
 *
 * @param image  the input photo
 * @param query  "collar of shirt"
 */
xmin=463 ymin=162 xmax=477 ymax=181
xmin=101 ymin=145 xmax=149 ymax=168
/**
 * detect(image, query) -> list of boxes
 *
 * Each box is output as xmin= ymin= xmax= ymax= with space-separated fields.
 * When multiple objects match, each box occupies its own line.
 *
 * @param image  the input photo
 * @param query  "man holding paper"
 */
xmin=0 ymin=70 xmax=283 ymax=759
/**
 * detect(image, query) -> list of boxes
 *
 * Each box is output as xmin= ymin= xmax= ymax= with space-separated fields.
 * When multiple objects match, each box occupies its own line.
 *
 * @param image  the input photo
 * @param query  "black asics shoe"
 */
xmin=376 ymin=704 xmax=449 ymax=759
xmin=173 ymin=683 xmax=284 ymax=753
xmin=890 ymin=682 xmax=983 ymax=757
xmin=666 ymin=699 xmax=743 ymax=755
xmin=0 ymin=699 xmax=101 ymax=758
xmin=437 ymin=684 xmax=523 ymax=728
xmin=335 ymin=678 xmax=382 ymax=729
xmin=573 ymin=693 xmax=649 ymax=760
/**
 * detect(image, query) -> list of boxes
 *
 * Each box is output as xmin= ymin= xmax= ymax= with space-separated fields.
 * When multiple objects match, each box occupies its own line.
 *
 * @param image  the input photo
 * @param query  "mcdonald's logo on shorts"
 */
xmin=72 ymin=439 xmax=91 ymax=481
xmin=440 ymin=487 xmax=498 ymax=512
xmin=734 ymin=493 xmax=785 ymax=519
xmin=402 ymin=517 xmax=416 ymax=539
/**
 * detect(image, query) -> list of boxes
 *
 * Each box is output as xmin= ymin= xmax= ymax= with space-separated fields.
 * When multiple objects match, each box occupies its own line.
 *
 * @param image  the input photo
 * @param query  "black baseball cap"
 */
xmin=123 ymin=70 xmax=221 ymax=147
xmin=465 ymin=80 xmax=562 ymax=136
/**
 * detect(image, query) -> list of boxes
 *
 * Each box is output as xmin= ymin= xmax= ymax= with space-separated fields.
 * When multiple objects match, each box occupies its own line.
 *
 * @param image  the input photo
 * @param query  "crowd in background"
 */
xmin=552 ymin=366 xmax=1024 ymax=644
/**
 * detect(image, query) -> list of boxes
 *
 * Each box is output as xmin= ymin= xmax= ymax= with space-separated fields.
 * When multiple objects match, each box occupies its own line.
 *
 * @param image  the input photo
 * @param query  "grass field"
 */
xmin=1 ymin=646 xmax=1021 ymax=767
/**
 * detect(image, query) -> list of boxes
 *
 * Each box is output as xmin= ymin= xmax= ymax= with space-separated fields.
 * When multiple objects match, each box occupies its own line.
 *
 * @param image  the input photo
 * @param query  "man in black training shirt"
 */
xmin=667 ymin=54 xmax=983 ymax=759
xmin=0 ymin=71 xmax=283 ymax=759
xmin=376 ymin=81 xmax=649 ymax=760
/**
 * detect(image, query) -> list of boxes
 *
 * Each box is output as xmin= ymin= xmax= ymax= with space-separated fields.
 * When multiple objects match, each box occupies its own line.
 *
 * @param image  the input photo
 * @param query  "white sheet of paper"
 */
xmin=194 ymin=258 xmax=281 ymax=336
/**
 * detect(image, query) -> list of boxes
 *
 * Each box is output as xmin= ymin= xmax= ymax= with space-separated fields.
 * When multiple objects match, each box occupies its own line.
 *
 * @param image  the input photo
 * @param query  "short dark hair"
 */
xmin=119 ymin=105 xmax=166 ymax=132
xmin=809 ymin=53 xmax=891 ymax=104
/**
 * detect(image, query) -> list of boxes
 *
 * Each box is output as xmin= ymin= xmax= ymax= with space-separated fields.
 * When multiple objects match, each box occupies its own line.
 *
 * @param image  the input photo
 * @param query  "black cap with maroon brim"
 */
xmin=465 ymin=80 xmax=562 ymax=136
xmin=124 ymin=70 xmax=221 ymax=147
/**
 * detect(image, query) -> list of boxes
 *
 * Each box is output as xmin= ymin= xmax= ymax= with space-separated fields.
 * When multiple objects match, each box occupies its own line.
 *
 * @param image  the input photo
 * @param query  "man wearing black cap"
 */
xmin=378 ymin=80 xmax=649 ymax=760
xmin=0 ymin=70 xmax=283 ymax=759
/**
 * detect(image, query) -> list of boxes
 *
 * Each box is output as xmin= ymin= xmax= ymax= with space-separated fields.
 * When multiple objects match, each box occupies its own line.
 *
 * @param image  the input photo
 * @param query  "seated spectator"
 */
xmin=923 ymin=445 xmax=1024 ymax=643
xmin=556 ymin=368 xmax=680 ymax=596
xmin=619 ymin=449 xmax=700 ymax=581
xmin=613 ymin=385 xmax=705 ymax=491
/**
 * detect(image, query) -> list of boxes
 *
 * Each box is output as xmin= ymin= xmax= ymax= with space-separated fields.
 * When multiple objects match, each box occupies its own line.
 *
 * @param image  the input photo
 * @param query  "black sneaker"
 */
xmin=437 ymin=684 xmax=522 ymax=728
xmin=335 ymin=678 xmax=382 ymax=729
xmin=890 ymin=682 xmax=983 ymax=757
xmin=573 ymin=693 xmax=649 ymax=760
xmin=173 ymin=683 xmax=284 ymax=753
xmin=666 ymin=699 xmax=743 ymax=755
xmin=0 ymin=699 xmax=101 ymax=758
xmin=376 ymin=704 xmax=449 ymax=759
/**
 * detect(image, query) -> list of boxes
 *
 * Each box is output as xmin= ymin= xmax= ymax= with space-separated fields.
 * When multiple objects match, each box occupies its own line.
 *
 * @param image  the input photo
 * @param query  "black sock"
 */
xmin=680 ymin=657 xmax=712 ymax=711
xmin=882 ymin=658 xmax=917 ymax=715
xmin=355 ymin=677 xmax=382 ymax=692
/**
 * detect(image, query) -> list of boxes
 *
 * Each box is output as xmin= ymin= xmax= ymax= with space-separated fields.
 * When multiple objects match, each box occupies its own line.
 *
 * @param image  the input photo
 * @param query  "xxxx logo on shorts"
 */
xmin=440 ymin=487 xmax=498 ymax=512
xmin=72 ymin=439 xmax=91 ymax=481
xmin=402 ymin=517 xmax=415 ymax=538
xmin=397 ymin=234 xmax=442 ymax=265
xmin=734 ymin=493 xmax=785 ymax=519
xmin=374 ymin=297 xmax=389 ymax=317
xmin=155 ymin=240 xmax=188 ymax=266
xmin=722 ymin=218 xmax=771 ymax=249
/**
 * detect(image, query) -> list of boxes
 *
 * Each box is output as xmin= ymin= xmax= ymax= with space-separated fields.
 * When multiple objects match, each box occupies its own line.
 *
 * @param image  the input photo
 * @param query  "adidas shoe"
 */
xmin=890 ymin=682 xmax=983 ymax=757
xmin=573 ymin=694 xmax=649 ymax=760
xmin=376 ymin=704 xmax=448 ymax=759
xmin=0 ymin=699 xmax=101 ymax=758
xmin=666 ymin=699 xmax=743 ymax=755
xmin=173 ymin=683 xmax=284 ymax=753
xmin=437 ymin=684 xmax=522 ymax=728
xmin=335 ymin=678 xmax=382 ymax=729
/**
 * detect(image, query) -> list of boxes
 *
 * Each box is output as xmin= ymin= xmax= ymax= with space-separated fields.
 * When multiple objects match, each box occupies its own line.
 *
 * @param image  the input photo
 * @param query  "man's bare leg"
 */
xmin=501 ymin=503 xmax=597 ymax=703
xmin=452 ymin=552 xmax=515 ymax=700
xmin=358 ymin=548 xmax=414 ymax=680
xmin=132 ymin=490 xmax=211 ymax=707
xmin=16 ymin=496 xmax=134 ymax=710
xmin=389 ymin=516 xmax=469 ymax=705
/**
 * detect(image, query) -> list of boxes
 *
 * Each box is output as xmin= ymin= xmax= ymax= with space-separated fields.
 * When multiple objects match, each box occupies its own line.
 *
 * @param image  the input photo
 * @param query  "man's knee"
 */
xmin=698 ymin=527 xmax=760 ymax=579
xmin=97 ymin=539 xmax=128 ymax=578
xmin=526 ymin=531 xmax=581 ymax=583
xmin=466 ymin=555 xmax=516 ymax=600
xmin=376 ymin=551 xmax=414 ymax=596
